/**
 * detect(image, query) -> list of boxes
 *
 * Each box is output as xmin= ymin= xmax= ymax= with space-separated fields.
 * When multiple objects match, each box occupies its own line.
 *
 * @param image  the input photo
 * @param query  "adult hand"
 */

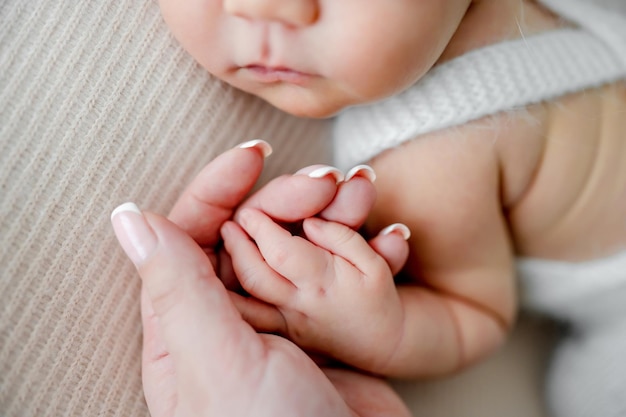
xmin=167 ymin=141 xmax=345 ymax=290
xmin=168 ymin=142 xmax=377 ymax=250
xmin=111 ymin=204 xmax=410 ymax=417
xmin=111 ymin=141 xmax=409 ymax=416
xmin=166 ymin=141 xmax=377 ymax=296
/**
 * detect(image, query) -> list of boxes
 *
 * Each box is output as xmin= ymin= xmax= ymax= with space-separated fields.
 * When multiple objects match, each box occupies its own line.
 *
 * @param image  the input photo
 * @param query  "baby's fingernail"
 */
xmin=306 ymin=166 xmax=344 ymax=184
xmin=111 ymin=202 xmax=157 ymax=266
xmin=237 ymin=139 xmax=273 ymax=158
xmin=380 ymin=223 xmax=411 ymax=240
xmin=345 ymin=165 xmax=376 ymax=182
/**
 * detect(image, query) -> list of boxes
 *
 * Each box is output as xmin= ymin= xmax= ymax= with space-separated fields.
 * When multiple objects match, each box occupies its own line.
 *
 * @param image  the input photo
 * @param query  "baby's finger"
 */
xmin=302 ymin=217 xmax=390 ymax=280
xmin=221 ymin=220 xmax=297 ymax=306
xmin=319 ymin=165 xmax=377 ymax=229
xmin=236 ymin=208 xmax=330 ymax=288
xmin=238 ymin=165 xmax=342 ymax=222
xmin=169 ymin=140 xmax=271 ymax=246
xmin=368 ymin=224 xmax=411 ymax=276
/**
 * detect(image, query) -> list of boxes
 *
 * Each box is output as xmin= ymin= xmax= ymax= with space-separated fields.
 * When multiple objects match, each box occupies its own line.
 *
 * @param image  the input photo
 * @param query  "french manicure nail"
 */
xmin=307 ymin=166 xmax=345 ymax=184
xmin=345 ymin=165 xmax=376 ymax=182
xmin=111 ymin=202 xmax=158 ymax=266
xmin=380 ymin=223 xmax=411 ymax=240
xmin=237 ymin=139 xmax=273 ymax=158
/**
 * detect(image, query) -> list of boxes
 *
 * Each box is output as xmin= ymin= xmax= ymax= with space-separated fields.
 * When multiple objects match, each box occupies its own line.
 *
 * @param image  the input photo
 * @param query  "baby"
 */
xmin=158 ymin=0 xmax=626 ymax=416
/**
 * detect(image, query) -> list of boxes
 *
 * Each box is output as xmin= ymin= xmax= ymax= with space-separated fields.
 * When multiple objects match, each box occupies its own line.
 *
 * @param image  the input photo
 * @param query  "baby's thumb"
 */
xmin=111 ymin=203 xmax=252 ymax=378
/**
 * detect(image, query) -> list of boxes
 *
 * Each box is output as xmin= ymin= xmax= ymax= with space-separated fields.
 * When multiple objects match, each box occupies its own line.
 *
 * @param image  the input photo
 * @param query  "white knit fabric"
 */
xmin=518 ymin=253 xmax=626 ymax=417
xmin=541 ymin=0 xmax=626 ymax=68
xmin=519 ymin=252 xmax=626 ymax=327
xmin=333 ymin=0 xmax=626 ymax=170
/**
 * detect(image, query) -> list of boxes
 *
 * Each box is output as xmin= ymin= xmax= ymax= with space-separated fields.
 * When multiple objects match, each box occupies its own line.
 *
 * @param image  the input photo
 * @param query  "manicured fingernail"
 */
xmin=345 ymin=165 xmax=376 ymax=182
xmin=237 ymin=139 xmax=273 ymax=158
xmin=111 ymin=202 xmax=157 ymax=266
xmin=307 ymin=166 xmax=344 ymax=184
xmin=380 ymin=223 xmax=411 ymax=240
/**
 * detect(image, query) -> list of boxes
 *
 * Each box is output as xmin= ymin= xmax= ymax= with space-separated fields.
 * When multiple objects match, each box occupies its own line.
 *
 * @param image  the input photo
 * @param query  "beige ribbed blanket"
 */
xmin=0 ymin=1 xmax=329 ymax=415
xmin=0 ymin=1 xmax=555 ymax=416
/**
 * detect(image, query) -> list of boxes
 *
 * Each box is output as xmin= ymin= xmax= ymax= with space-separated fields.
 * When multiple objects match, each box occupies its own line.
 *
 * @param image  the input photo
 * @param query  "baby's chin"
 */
xmin=271 ymin=100 xmax=343 ymax=119
xmin=254 ymin=88 xmax=355 ymax=119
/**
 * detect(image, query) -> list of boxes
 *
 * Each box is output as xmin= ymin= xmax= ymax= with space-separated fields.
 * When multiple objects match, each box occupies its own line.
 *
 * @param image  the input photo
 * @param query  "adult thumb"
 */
xmin=111 ymin=202 xmax=257 ymax=377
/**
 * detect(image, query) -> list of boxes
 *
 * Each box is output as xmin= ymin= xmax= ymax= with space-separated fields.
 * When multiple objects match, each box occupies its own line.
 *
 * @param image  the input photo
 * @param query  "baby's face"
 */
xmin=159 ymin=0 xmax=471 ymax=117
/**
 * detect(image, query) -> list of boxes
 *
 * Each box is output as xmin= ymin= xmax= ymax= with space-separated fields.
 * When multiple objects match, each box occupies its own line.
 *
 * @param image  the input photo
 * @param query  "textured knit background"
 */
xmin=0 ymin=1 xmax=329 ymax=416
xmin=0 ymin=0 xmax=562 ymax=416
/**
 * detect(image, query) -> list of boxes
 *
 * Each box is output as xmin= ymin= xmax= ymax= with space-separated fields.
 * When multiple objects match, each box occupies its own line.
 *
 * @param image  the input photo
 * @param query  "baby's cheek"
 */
xmin=158 ymin=0 xmax=223 ymax=71
xmin=335 ymin=60 xmax=417 ymax=108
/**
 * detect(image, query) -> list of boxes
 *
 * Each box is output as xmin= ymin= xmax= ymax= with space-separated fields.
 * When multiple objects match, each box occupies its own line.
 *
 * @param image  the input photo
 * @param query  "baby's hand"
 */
xmin=221 ymin=206 xmax=410 ymax=374
xmin=217 ymin=164 xmax=375 ymax=288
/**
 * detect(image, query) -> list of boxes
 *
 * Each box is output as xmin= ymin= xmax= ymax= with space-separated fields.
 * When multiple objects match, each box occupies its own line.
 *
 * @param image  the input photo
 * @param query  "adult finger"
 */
xmin=318 ymin=165 xmax=377 ymax=229
xmin=169 ymin=139 xmax=271 ymax=246
xmin=368 ymin=224 xmax=411 ymax=276
xmin=229 ymin=291 xmax=287 ymax=335
xmin=111 ymin=203 xmax=264 ymax=383
xmin=323 ymin=368 xmax=412 ymax=417
xmin=237 ymin=165 xmax=342 ymax=223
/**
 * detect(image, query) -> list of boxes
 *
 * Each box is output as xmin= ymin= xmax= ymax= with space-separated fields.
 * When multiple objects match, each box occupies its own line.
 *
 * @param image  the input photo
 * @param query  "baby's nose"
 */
xmin=224 ymin=0 xmax=319 ymax=27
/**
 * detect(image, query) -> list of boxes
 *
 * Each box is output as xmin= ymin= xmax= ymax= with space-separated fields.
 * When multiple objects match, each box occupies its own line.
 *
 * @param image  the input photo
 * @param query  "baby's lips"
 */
xmin=296 ymin=165 xmax=345 ymax=184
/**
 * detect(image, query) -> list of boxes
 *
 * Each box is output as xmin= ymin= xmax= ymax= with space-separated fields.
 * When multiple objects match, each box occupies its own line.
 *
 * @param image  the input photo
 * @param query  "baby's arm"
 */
xmin=362 ymin=126 xmax=518 ymax=378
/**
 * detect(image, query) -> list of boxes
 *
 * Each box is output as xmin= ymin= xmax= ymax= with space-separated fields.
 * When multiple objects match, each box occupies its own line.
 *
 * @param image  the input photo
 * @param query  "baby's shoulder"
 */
xmin=457 ymin=82 xmax=626 ymax=209
xmin=497 ymin=82 xmax=626 ymax=259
